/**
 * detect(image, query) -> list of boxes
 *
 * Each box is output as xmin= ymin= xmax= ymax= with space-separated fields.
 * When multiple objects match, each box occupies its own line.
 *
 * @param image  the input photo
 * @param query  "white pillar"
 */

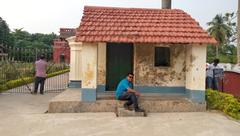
xmin=97 ymin=43 xmax=106 ymax=92
xmin=81 ymin=42 xmax=98 ymax=102
xmin=67 ymin=36 xmax=82 ymax=88
xmin=185 ymin=45 xmax=207 ymax=103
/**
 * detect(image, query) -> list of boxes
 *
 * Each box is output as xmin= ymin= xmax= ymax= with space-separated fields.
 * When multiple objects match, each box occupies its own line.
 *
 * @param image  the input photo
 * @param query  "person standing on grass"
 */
xmin=33 ymin=54 xmax=47 ymax=95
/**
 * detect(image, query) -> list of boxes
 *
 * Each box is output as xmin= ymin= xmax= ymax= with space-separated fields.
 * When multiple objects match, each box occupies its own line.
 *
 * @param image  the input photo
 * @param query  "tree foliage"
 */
xmin=207 ymin=12 xmax=237 ymax=63
xmin=207 ymin=14 xmax=233 ymax=45
xmin=0 ymin=17 xmax=10 ymax=45
xmin=10 ymin=28 xmax=57 ymax=48
xmin=0 ymin=17 xmax=57 ymax=49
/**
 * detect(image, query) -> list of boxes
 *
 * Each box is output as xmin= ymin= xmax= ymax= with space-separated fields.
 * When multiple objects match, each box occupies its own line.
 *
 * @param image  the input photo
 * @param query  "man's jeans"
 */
xmin=34 ymin=77 xmax=46 ymax=94
xmin=206 ymin=77 xmax=219 ymax=90
xmin=118 ymin=92 xmax=139 ymax=110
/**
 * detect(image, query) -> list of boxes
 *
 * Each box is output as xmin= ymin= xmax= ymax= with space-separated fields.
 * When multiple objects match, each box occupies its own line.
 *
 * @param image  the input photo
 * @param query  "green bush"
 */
xmin=0 ymin=62 xmax=69 ymax=83
xmin=46 ymin=63 xmax=69 ymax=74
xmin=0 ymin=85 xmax=8 ymax=92
xmin=236 ymin=96 xmax=240 ymax=103
xmin=0 ymin=77 xmax=34 ymax=93
xmin=47 ymin=69 xmax=69 ymax=78
xmin=0 ymin=69 xmax=69 ymax=92
xmin=206 ymin=89 xmax=240 ymax=119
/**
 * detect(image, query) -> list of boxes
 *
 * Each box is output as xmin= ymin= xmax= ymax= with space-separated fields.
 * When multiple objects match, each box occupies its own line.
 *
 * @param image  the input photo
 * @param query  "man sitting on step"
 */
xmin=115 ymin=73 xmax=145 ymax=112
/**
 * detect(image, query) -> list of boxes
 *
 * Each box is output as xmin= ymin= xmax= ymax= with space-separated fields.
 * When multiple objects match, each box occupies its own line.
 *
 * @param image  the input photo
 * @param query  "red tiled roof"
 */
xmin=76 ymin=6 xmax=217 ymax=44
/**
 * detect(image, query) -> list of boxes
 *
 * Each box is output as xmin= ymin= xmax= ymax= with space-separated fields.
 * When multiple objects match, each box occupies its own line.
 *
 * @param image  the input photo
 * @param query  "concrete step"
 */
xmin=116 ymin=97 xmax=206 ymax=112
xmin=116 ymin=100 xmax=147 ymax=117
xmin=116 ymin=107 xmax=146 ymax=117
xmin=97 ymin=92 xmax=187 ymax=100
xmin=48 ymin=89 xmax=206 ymax=113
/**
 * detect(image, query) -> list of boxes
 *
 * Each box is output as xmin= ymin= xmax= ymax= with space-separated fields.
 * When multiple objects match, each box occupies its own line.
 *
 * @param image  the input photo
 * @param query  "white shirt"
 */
xmin=206 ymin=63 xmax=221 ymax=78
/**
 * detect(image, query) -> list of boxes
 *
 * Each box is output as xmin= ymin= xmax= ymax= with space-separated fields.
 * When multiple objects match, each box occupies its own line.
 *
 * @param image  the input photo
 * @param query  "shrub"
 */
xmin=0 ymin=69 xmax=69 ymax=92
xmin=236 ymin=96 xmax=240 ymax=103
xmin=0 ymin=62 xmax=69 ymax=83
xmin=0 ymin=85 xmax=8 ymax=92
xmin=206 ymin=89 xmax=240 ymax=119
xmin=5 ymin=77 xmax=34 ymax=90
xmin=47 ymin=69 xmax=69 ymax=78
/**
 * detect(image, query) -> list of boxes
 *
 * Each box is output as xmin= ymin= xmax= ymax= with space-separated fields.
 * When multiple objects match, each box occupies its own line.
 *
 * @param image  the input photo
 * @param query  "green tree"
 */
xmin=224 ymin=12 xmax=237 ymax=45
xmin=31 ymin=32 xmax=57 ymax=47
xmin=0 ymin=17 xmax=10 ymax=45
xmin=1 ymin=17 xmax=57 ymax=48
xmin=207 ymin=14 xmax=233 ymax=58
xmin=12 ymin=28 xmax=31 ymax=44
xmin=11 ymin=28 xmax=57 ymax=48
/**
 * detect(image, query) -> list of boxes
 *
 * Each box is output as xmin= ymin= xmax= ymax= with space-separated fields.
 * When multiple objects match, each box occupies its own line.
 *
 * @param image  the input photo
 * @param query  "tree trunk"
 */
xmin=216 ymin=45 xmax=219 ymax=58
xmin=238 ymin=0 xmax=240 ymax=64
xmin=162 ymin=0 xmax=171 ymax=9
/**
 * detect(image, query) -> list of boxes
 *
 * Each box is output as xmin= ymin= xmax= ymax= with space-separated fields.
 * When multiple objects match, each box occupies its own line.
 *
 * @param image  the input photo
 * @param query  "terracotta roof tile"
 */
xmin=76 ymin=6 xmax=217 ymax=44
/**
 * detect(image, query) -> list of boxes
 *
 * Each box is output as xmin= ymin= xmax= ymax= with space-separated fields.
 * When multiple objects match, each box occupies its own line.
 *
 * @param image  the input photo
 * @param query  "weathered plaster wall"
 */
xmin=185 ymin=45 xmax=207 ymax=91
xmin=82 ymin=42 xmax=98 ymax=88
xmin=97 ymin=43 xmax=106 ymax=85
xmin=94 ymin=43 xmax=205 ymax=89
xmin=134 ymin=44 xmax=186 ymax=87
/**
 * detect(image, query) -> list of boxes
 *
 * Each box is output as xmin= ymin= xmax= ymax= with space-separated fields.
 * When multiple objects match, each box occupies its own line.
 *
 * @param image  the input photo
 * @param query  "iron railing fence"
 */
xmin=0 ymin=46 xmax=69 ymax=93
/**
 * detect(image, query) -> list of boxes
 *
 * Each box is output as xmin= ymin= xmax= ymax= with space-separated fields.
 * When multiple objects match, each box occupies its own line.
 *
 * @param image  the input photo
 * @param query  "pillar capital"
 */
xmin=67 ymin=36 xmax=82 ymax=50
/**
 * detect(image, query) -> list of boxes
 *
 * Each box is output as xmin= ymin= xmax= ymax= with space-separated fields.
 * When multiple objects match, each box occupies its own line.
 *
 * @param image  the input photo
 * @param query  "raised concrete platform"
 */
xmin=48 ymin=89 xmax=206 ymax=113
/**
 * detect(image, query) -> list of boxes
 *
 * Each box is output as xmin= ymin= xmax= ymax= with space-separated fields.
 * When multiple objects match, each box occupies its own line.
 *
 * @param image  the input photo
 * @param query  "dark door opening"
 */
xmin=106 ymin=43 xmax=133 ymax=91
xmin=60 ymin=53 xmax=65 ymax=63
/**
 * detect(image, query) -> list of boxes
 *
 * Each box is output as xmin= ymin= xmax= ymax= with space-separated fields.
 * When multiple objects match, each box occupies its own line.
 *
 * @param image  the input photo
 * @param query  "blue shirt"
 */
xmin=115 ymin=78 xmax=133 ymax=99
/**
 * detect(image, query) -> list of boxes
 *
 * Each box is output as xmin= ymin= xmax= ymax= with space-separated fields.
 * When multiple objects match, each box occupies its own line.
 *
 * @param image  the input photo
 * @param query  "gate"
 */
xmin=0 ymin=45 xmax=69 ymax=93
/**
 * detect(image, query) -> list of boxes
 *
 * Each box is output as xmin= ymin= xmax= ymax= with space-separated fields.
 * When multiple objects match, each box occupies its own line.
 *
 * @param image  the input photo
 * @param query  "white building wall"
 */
xmin=185 ymin=45 xmax=207 ymax=91
xmin=97 ymin=43 xmax=106 ymax=85
xmin=82 ymin=42 xmax=98 ymax=89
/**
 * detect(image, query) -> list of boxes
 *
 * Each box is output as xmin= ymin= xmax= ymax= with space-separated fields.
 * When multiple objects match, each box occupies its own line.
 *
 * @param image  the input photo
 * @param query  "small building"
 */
xmin=53 ymin=28 xmax=76 ymax=64
xmin=68 ymin=6 xmax=217 ymax=103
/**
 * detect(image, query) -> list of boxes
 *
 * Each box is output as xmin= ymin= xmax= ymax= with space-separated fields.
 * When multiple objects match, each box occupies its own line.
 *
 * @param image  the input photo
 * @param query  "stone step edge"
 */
xmin=116 ymin=107 xmax=147 ymax=117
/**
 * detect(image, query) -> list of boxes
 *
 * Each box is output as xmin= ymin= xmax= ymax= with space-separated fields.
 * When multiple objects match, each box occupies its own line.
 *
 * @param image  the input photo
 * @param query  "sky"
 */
xmin=0 ymin=0 xmax=237 ymax=34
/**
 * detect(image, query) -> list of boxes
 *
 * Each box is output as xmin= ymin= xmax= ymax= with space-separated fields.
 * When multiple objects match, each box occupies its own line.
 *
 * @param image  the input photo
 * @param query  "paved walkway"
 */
xmin=0 ymin=93 xmax=240 ymax=136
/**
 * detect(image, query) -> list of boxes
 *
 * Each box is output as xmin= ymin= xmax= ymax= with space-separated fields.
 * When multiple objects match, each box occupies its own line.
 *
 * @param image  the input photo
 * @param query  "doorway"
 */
xmin=106 ymin=43 xmax=133 ymax=91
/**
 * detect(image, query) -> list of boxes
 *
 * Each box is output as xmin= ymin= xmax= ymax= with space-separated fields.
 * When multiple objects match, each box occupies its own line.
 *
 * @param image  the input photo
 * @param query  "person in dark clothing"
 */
xmin=33 ymin=54 xmax=47 ymax=94
xmin=115 ymin=73 xmax=144 ymax=112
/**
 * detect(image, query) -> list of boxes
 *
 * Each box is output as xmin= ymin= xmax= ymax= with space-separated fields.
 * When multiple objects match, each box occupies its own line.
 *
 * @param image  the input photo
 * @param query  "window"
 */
xmin=154 ymin=47 xmax=170 ymax=67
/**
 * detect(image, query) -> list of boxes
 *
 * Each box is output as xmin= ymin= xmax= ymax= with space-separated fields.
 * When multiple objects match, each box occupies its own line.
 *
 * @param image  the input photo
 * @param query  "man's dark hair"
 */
xmin=128 ymin=72 xmax=134 ymax=76
xmin=40 ymin=54 xmax=45 ymax=59
xmin=213 ymin=59 xmax=219 ymax=64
